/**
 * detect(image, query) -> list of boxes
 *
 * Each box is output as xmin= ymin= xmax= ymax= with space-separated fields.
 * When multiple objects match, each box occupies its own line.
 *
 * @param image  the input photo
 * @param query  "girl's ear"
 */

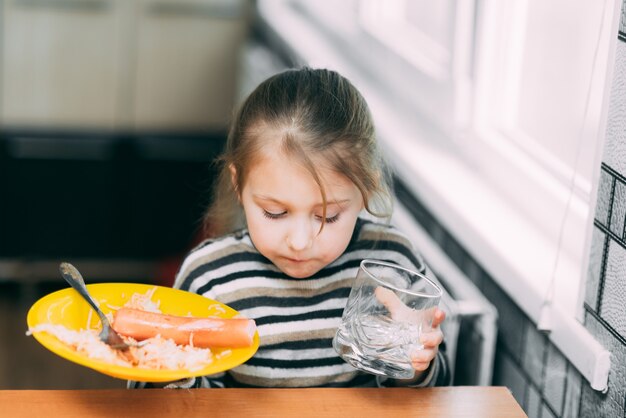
xmin=229 ymin=164 xmax=241 ymax=200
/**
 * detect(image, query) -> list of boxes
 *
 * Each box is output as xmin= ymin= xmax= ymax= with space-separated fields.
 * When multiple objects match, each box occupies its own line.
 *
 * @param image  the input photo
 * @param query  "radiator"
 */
xmin=392 ymin=201 xmax=497 ymax=385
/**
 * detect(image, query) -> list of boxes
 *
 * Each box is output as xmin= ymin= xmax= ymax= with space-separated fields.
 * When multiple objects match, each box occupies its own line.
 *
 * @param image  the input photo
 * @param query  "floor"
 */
xmin=1 ymin=281 xmax=128 ymax=389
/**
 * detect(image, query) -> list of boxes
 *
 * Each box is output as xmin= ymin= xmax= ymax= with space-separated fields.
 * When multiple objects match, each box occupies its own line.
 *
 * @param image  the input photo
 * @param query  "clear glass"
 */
xmin=333 ymin=259 xmax=442 ymax=379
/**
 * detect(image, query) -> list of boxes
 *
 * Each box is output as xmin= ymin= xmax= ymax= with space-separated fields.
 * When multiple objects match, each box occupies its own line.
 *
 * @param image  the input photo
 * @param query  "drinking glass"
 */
xmin=333 ymin=259 xmax=442 ymax=379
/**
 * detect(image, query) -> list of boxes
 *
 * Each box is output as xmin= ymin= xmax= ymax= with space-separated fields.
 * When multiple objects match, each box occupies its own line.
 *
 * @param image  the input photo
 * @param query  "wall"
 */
xmin=408 ymin=3 xmax=626 ymax=417
xmin=581 ymin=2 xmax=626 ymax=416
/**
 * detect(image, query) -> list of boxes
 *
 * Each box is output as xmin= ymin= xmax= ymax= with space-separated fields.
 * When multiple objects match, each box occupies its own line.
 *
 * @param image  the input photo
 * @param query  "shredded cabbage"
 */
xmin=27 ymin=287 xmax=217 ymax=371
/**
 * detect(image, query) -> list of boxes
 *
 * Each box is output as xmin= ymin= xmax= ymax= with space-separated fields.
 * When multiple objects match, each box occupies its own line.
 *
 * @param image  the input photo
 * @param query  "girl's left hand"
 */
xmin=410 ymin=308 xmax=445 ymax=373
xmin=374 ymin=287 xmax=446 ymax=384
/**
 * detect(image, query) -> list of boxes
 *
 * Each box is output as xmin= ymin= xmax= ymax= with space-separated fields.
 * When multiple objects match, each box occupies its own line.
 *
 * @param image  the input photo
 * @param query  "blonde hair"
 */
xmin=203 ymin=67 xmax=393 ymax=237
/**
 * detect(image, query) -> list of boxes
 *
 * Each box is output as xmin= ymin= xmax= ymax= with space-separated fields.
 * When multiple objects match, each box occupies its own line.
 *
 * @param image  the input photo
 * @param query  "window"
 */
xmin=297 ymin=0 xmax=473 ymax=137
xmin=469 ymin=0 xmax=617 ymax=317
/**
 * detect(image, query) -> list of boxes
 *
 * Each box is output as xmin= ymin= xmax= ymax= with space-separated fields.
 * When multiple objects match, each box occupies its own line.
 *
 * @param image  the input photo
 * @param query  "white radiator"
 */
xmin=393 ymin=201 xmax=497 ymax=385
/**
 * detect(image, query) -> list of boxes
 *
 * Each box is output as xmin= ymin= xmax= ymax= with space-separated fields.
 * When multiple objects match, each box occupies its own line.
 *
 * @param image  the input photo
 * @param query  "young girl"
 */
xmin=134 ymin=67 xmax=449 ymax=388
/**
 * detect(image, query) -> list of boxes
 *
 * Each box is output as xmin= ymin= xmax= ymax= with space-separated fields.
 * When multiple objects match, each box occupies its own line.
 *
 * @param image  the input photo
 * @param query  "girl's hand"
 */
xmin=374 ymin=287 xmax=446 ymax=385
xmin=393 ymin=307 xmax=445 ymax=387
xmin=410 ymin=308 xmax=445 ymax=373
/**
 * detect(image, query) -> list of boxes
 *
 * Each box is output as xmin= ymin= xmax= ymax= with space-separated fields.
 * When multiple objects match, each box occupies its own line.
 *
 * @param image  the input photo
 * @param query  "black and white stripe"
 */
xmin=160 ymin=217 xmax=448 ymax=388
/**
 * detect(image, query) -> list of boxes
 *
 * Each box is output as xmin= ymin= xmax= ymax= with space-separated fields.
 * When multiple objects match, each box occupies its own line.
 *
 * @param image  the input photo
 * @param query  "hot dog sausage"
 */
xmin=112 ymin=307 xmax=257 ymax=348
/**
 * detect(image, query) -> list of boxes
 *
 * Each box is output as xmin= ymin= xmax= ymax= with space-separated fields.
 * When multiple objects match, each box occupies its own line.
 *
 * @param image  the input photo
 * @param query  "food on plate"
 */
xmin=26 ymin=287 xmax=255 ymax=371
xmin=27 ymin=323 xmax=214 ymax=370
xmin=112 ymin=307 xmax=257 ymax=348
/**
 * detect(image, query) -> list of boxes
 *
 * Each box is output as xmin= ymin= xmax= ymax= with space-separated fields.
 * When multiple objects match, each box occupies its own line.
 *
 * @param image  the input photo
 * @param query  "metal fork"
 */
xmin=59 ymin=262 xmax=130 ymax=350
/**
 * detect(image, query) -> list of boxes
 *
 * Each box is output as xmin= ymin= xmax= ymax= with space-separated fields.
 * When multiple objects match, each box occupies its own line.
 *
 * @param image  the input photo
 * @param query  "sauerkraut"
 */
xmin=27 ymin=287 xmax=218 ymax=371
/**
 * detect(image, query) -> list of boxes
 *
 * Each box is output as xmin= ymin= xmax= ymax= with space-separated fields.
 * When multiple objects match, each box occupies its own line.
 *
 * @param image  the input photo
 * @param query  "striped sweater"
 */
xmin=136 ymin=218 xmax=450 ymax=388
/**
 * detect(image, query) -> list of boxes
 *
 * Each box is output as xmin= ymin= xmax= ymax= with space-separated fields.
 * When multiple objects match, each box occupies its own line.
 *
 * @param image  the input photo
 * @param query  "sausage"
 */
xmin=112 ymin=307 xmax=257 ymax=348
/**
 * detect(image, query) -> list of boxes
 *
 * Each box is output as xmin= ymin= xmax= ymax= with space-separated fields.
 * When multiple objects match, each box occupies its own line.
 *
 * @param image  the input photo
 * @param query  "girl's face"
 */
xmin=237 ymin=150 xmax=364 ymax=279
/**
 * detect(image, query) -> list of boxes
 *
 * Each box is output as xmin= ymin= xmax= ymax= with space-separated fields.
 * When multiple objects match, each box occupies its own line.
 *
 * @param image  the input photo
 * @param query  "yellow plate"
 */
xmin=26 ymin=283 xmax=259 ymax=382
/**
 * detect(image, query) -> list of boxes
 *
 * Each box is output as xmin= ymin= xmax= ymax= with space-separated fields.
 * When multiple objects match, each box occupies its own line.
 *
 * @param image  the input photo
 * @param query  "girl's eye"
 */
xmin=263 ymin=210 xmax=286 ymax=220
xmin=316 ymin=214 xmax=340 ymax=224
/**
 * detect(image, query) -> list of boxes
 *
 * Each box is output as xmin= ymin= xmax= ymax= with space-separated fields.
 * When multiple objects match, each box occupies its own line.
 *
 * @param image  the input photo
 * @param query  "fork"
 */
xmin=59 ymin=262 xmax=130 ymax=350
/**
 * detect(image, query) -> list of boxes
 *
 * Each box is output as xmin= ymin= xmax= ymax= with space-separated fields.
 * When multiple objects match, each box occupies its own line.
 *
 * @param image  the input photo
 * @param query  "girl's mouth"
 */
xmin=285 ymin=257 xmax=306 ymax=263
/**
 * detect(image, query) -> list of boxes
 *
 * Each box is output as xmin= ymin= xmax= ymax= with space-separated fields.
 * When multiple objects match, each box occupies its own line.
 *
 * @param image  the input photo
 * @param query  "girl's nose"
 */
xmin=287 ymin=218 xmax=314 ymax=251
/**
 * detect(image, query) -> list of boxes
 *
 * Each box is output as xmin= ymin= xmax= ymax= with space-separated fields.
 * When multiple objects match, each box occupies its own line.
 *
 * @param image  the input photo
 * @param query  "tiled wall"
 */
xmin=580 ymin=4 xmax=626 ymax=415
xmin=399 ymin=3 xmax=626 ymax=417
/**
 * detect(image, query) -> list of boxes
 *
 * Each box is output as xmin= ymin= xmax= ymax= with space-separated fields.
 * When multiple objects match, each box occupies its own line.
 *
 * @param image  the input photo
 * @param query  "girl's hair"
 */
xmin=203 ymin=67 xmax=393 ymax=237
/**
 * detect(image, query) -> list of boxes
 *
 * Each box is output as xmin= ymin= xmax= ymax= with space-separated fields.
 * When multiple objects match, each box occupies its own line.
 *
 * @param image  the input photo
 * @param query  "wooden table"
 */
xmin=1 ymin=386 xmax=526 ymax=417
